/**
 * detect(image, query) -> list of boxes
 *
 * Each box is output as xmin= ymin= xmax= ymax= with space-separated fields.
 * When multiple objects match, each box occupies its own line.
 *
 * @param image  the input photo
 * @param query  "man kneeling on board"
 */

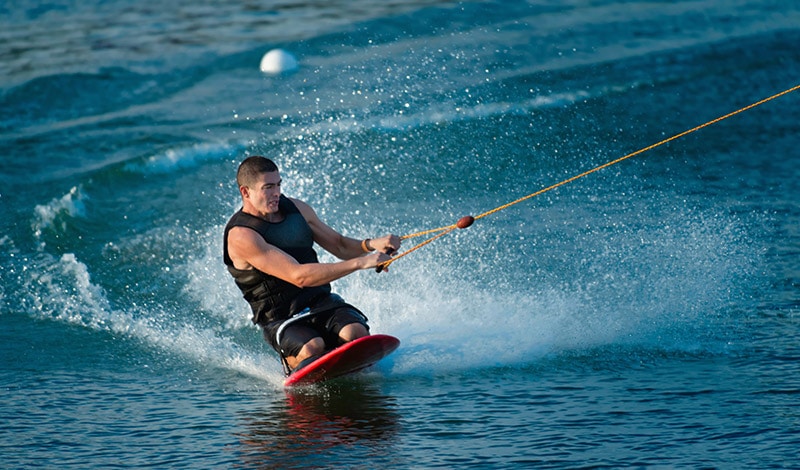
xmin=223 ymin=156 xmax=400 ymax=374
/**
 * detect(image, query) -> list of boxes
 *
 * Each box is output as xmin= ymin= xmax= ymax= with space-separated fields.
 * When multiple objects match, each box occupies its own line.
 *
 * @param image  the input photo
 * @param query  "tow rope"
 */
xmin=377 ymin=83 xmax=800 ymax=272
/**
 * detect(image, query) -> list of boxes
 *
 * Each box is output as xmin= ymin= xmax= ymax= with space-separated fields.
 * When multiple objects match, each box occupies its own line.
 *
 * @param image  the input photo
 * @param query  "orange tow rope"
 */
xmin=377 ymin=83 xmax=800 ymax=271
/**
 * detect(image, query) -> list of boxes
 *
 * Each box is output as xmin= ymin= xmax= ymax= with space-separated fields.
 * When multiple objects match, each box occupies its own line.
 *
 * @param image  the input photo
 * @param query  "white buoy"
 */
xmin=259 ymin=49 xmax=298 ymax=74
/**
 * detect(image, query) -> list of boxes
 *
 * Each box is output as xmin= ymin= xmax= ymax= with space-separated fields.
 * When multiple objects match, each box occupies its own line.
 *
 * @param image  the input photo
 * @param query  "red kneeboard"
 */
xmin=284 ymin=334 xmax=400 ymax=387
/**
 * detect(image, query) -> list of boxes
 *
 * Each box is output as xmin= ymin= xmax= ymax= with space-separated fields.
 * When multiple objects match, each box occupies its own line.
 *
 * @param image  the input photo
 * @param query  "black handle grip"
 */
xmin=374 ymin=248 xmax=396 ymax=273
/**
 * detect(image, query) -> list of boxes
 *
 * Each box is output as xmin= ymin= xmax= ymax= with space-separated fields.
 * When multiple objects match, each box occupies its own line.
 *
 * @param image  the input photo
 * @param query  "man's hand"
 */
xmin=370 ymin=234 xmax=401 ymax=255
xmin=361 ymin=250 xmax=395 ymax=270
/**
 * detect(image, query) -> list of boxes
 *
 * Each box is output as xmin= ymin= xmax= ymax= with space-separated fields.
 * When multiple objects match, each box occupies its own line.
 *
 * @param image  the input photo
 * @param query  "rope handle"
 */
xmin=376 ymin=216 xmax=474 ymax=271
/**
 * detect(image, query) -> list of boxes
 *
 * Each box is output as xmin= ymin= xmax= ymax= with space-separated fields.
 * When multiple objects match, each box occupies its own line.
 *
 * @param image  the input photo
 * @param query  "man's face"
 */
xmin=243 ymin=171 xmax=282 ymax=216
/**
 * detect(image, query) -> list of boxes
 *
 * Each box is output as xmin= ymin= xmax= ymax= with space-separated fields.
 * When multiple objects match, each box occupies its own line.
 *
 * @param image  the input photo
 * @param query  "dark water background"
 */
xmin=2 ymin=1 xmax=799 ymax=467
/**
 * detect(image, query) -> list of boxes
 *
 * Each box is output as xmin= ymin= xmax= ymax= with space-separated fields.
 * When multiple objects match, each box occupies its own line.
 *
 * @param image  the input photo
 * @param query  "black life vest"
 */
xmin=223 ymin=195 xmax=331 ymax=325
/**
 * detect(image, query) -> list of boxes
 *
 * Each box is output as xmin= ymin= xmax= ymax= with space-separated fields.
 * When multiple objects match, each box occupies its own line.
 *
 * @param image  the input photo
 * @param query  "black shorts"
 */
xmin=264 ymin=306 xmax=369 ymax=357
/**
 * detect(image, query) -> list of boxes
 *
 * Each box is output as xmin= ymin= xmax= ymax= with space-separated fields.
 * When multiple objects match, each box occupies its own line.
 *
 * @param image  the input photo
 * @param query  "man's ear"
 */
xmin=239 ymin=185 xmax=249 ymax=199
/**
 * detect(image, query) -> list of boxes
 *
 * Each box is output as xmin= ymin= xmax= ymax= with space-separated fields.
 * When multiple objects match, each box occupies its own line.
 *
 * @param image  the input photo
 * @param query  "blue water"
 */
xmin=2 ymin=0 xmax=800 ymax=467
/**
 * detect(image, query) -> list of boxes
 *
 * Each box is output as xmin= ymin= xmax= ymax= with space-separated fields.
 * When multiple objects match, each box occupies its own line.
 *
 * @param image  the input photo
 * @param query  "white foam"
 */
xmin=376 ymin=90 xmax=592 ymax=131
xmin=32 ymin=186 xmax=86 ymax=239
xmin=123 ymin=141 xmax=243 ymax=175
xmin=32 ymin=176 xmax=748 ymax=384
xmin=24 ymin=251 xmax=284 ymax=387
xmin=181 ymin=224 xmax=254 ymax=331
xmin=319 ymin=200 xmax=757 ymax=376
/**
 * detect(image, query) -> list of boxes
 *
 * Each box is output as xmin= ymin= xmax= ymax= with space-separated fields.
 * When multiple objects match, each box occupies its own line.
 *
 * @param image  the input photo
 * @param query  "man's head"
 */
xmin=237 ymin=156 xmax=283 ymax=217
xmin=237 ymin=156 xmax=279 ymax=189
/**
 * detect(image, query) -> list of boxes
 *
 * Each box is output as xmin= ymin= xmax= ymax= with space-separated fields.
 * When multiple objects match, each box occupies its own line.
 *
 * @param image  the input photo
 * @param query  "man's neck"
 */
xmin=263 ymin=211 xmax=284 ymax=223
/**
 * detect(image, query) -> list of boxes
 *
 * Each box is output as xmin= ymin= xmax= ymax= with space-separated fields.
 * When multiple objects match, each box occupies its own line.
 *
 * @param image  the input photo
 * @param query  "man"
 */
xmin=223 ymin=156 xmax=400 ymax=375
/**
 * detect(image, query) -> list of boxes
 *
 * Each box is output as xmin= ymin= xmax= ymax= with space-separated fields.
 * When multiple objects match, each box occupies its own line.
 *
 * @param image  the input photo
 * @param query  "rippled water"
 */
xmin=2 ymin=1 xmax=799 ymax=467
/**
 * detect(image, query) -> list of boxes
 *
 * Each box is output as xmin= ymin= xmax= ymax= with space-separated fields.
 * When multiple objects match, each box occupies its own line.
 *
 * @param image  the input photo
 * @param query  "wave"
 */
xmin=32 ymin=186 xmax=87 ymax=239
xmin=6 ymin=124 xmax=768 ymax=386
xmin=1 ymin=68 xmax=168 ymax=134
xmin=16 ymin=250 xmax=284 ymax=386
xmin=340 ymin=198 xmax=758 ymax=375
xmin=170 ymin=187 xmax=761 ymax=379
xmin=123 ymin=141 xmax=245 ymax=175
xmin=4 ymin=0 xmax=789 ymax=388
xmin=376 ymin=89 xmax=593 ymax=131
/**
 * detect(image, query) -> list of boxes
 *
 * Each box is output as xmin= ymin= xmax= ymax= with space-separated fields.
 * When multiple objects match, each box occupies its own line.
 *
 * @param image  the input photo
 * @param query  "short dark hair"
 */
xmin=237 ymin=156 xmax=279 ymax=188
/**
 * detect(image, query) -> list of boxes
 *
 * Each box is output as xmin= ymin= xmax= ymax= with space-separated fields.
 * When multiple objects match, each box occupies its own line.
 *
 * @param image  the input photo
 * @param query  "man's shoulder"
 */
xmin=284 ymin=196 xmax=316 ymax=219
xmin=227 ymin=223 xmax=260 ymax=242
xmin=283 ymin=195 xmax=307 ymax=208
xmin=226 ymin=208 xmax=258 ymax=227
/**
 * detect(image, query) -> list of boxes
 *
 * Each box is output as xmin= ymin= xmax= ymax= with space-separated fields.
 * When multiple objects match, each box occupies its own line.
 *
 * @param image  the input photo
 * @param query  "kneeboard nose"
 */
xmin=283 ymin=334 xmax=400 ymax=387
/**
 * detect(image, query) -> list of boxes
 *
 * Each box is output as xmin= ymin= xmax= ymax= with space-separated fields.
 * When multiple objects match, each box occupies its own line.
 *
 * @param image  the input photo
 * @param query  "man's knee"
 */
xmin=339 ymin=322 xmax=369 ymax=342
xmin=299 ymin=336 xmax=326 ymax=356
